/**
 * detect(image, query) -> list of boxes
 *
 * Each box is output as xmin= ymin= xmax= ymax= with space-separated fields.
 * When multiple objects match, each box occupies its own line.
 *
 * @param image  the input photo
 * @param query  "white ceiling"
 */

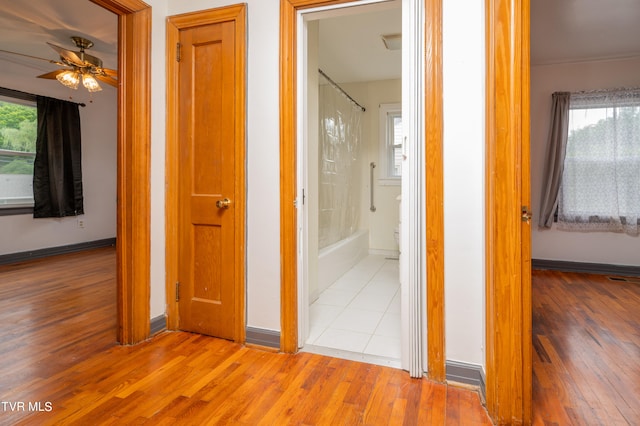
xmin=315 ymin=3 xmax=402 ymax=83
xmin=531 ymin=0 xmax=640 ymax=65
xmin=1 ymin=1 xmax=639 ymax=84
xmin=316 ymin=0 xmax=640 ymax=82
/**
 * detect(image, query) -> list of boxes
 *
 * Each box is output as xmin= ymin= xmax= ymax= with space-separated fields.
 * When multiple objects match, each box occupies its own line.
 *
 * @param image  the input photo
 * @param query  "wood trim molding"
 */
xmin=279 ymin=0 xmax=299 ymax=354
xmin=485 ymin=0 xmax=532 ymax=423
xmin=280 ymin=0 xmax=384 ymax=353
xmin=165 ymin=19 xmax=180 ymax=332
xmin=91 ymin=0 xmax=148 ymax=13
xmin=90 ymin=0 xmax=151 ymax=345
xmin=425 ymin=0 xmax=445 ymax=382
xmin=165 ymin=4 xmax=247 ymax=343
xmin=279 ymin=0 xmax=445 ymax=373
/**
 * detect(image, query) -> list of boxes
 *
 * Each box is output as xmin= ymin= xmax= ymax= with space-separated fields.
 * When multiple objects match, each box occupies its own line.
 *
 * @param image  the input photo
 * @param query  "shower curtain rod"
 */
xmin=318 ymin=69 xmax=366 ymax=112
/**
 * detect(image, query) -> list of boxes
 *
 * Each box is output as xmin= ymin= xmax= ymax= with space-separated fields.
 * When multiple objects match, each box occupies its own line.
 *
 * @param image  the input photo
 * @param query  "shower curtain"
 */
xmin=318 ymin=78 xmax=363 ymax=250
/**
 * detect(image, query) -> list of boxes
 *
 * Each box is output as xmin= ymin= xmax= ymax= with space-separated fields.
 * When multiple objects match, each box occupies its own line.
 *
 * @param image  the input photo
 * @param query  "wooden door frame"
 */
xmin=279 ymin=0 xmax=445 ymax=382
xmin=165 ymin=4 xmax=247 ymax=343
xmin=485 ymin=0 xmax=532 ymax=423
xmin=90 ymin=0 xmax=151 ymax=345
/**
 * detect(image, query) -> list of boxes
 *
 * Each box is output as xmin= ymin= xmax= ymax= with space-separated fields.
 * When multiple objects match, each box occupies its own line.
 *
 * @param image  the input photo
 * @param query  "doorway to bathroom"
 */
xmin=296 ymin=0 xmax=426 ymax=374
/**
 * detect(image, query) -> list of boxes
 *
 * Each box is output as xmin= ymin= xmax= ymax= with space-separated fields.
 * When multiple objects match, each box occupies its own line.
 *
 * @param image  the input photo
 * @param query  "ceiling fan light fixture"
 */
xmin=56 ymin=70 xmax=80 ymax=89
xmin=82 ymin=73 xmax=102 ymax=92
xmin=4 ymin=35 xmax=117 ymax=92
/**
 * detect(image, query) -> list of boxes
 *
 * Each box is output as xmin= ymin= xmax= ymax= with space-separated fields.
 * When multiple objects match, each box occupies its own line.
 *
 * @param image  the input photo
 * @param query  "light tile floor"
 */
xmin=304 ymin=255 xmax=401 ymax=368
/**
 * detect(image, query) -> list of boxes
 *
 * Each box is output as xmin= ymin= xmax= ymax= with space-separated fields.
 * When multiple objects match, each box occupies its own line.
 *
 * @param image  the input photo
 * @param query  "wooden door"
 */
xmin=485 ymin=0 xmax=532 ymax=423
xmin=177 ymin=20 xmax=237 ymax=339
xmin=520 ymin=1 xmax=533 ymax=418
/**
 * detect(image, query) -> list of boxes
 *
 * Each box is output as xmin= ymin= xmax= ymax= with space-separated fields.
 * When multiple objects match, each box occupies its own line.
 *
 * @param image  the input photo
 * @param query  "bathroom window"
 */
xmin=378 ymin=103 xmax=402 ymax=185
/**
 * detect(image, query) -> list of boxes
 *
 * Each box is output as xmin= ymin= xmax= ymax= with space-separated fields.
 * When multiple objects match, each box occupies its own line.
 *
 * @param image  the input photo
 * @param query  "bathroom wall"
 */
xmin=340 ymin=79 xmax=402 ymax=254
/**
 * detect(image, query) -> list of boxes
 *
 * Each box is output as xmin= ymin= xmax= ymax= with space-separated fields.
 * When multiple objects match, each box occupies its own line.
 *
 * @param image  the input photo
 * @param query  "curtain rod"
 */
xmin=568 ymin=86 xmax=640 ymax=96
xmin=0 ymin=86 xmax=85 ymax=107
xmin=318 ymin=69 xmax=366 ymax=112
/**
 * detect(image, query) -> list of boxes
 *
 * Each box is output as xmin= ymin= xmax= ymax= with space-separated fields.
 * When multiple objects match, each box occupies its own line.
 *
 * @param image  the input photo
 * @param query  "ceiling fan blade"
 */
xmin=0 ymin=48 xmax=66 ymax=66
xmin=101 ymin=67 xmax=118 ymax=77
xmin=37 ymin=69 xmax=68 ymax=80
xmin=94 ymin=73 xmax=118 ymax=88
xmin=46 ymin=42 xmax=87 ymax=67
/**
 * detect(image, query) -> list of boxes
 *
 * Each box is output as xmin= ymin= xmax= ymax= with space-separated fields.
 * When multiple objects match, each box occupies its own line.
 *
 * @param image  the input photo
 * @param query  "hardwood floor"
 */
xmin=0 ymin=247 xmax=118 ymax=393
xmin=532 ymin=269 xmax=640 ymax=425
xmin=0 ymin=248 xmax=490 ymax=425
xmin=3 ymin=249 xmax=639 ymax=424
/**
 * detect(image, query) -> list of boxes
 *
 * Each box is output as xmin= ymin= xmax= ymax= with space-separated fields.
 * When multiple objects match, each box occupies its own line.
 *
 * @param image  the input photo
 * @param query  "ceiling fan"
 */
xmin=0 ymin=36 xmax=117 ymax=92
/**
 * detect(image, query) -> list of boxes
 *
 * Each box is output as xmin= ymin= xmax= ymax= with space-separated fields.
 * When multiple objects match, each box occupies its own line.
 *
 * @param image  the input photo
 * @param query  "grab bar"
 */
xmin=370 ymin=162 xmax=376 ymax=212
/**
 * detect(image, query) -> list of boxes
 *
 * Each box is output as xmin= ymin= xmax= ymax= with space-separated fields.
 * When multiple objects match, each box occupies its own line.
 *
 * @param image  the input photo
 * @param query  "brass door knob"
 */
xmin=216 ymin=198 xmax=231 ymax=209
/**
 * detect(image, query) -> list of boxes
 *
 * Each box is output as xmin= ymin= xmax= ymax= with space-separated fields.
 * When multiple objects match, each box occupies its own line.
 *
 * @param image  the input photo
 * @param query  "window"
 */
xmin=558 ymin=90 xmax=640 ymax=235
xmin=378 ymin=103 xmax=402 ymax=184
xmin=0 ymin=95 xmax=37 ymax=214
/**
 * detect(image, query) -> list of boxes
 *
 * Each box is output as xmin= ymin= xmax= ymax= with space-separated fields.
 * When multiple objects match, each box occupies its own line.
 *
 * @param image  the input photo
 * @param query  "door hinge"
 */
xmin=294 ymin=189 xmax=306 ymax=208
xmin=521 ymin=205 xmax=532 ymax=224
xmin=175 ymin=281 xmax=180 ymax=302
xmin=176 ymin=42 xmax=181 ymax=62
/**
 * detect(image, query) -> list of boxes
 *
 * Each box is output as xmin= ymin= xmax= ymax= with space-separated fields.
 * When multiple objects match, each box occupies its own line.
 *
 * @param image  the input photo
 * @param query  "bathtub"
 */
xmin=317 ymin=229 xmax=369 ymax=295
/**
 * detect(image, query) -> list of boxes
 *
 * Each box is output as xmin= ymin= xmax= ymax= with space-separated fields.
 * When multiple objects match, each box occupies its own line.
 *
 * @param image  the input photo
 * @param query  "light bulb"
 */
xmin=82 ymin=74 xmax=102 ymax=92
xmin=56 ymin=70 xmax=80 ymax=90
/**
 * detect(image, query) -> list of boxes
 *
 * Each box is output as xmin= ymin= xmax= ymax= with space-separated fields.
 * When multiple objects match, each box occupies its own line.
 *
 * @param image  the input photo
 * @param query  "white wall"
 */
xmin=160 ymin=0 xmax=487 ymax=367
xmin=166 ymin=0 xmax=282 ymax=329
xmin=367 ymin=81 xmax=401 ymax=253
xmin=0 ymin=60 xmax=117 ymax=256
xmin=340 ymin=80 xmax=402 ymax=253
xmin=147 ymin=0 xmax=169 ymax=319
xmin=531 ymin=57 xmax=640 ymax=266
xmin=443 ymin=0 xmax=486 ymax=367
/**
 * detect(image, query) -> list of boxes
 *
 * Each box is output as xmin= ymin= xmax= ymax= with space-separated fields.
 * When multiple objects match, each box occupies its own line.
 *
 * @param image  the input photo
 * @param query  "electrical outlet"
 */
xmin=78 ymin=219 xmax=85 ymax=228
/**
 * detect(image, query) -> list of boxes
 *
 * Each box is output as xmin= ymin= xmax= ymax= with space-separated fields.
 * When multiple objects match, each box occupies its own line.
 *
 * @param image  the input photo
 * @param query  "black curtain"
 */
xmin=33 ymin=96 xmax=84 ymax=218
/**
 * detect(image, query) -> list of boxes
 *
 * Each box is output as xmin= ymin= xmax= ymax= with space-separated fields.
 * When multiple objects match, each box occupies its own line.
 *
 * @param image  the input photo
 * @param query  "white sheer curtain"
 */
xmin=318 ymin=78 xmax=363 ymax=249
xmin=558 ymin=89 xmax=640 ymax=236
